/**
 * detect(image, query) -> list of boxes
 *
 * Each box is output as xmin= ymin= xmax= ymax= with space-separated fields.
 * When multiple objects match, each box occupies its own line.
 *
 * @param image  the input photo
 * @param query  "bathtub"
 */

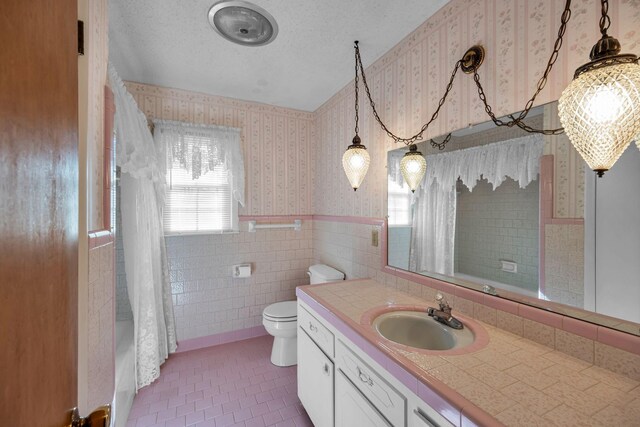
xmin=113 ymin=320 xmax=135 ymax=427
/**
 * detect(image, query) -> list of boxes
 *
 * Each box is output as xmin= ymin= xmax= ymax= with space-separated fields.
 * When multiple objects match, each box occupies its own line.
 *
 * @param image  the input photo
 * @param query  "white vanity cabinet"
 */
xmin=297 ymin=300 xmax=453 ymax=427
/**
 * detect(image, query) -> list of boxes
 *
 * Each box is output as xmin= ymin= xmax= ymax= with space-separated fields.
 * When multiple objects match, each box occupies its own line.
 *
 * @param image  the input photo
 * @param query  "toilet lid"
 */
xmin=263 ymin=301 xmax=297 ymax=320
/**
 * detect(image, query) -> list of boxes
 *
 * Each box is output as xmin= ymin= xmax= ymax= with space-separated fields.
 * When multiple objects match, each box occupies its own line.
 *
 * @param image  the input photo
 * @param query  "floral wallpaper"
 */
xmin=314 ymin=0 xmax=640 ymax=218
xmin=126 ymin=83 xmax=315 ymax=216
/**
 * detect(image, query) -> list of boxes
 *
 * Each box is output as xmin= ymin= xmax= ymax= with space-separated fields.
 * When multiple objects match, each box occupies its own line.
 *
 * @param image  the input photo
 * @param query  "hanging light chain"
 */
xmin=355 ymin=42 xmax=463 ymax=145
xmin=430 ymin=133 xmax=452 ymax=150
xmin=354 ymin=41 xmax=360 ymax=136
xmin=471 ymin=0 xmax=571 ymax=135
xmin=599 ymin=0 xmax=611 ymax=37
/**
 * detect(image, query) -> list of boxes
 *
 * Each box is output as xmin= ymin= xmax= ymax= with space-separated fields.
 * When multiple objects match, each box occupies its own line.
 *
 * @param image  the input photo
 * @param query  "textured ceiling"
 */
xmin=109 ymin=0 xmax=449 ymax=112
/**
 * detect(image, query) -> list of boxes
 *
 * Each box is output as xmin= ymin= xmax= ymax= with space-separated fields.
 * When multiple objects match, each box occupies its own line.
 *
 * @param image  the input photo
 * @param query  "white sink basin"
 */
xmin=372 ymin=311 xmax=475 ymax=351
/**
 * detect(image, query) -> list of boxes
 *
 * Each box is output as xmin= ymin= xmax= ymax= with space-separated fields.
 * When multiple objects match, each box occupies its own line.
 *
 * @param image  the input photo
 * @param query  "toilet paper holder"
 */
xmin=233 ymin=263 xmax=251 ymax=278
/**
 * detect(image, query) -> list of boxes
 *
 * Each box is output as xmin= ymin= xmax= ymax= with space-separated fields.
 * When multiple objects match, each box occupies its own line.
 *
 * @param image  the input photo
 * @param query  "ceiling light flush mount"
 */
xmin=342 ymin=41 xmax=370 ymax=191
xmin=558 ymin=0 xmax=640 ymax=177
xmin=400 ymin=145 xmax=427 ymax=193
xmin=208 ymin=1 xmax=278 ymax=46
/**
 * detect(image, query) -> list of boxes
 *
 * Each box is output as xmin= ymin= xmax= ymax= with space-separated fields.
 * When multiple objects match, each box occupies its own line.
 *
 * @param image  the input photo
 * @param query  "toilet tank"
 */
xmin=308 ymin=264 xmax=344 ymax=284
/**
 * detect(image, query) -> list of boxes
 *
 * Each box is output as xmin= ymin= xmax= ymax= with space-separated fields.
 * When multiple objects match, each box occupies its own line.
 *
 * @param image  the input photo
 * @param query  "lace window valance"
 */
xmin=420 ymin=134 xmax=544 ymax=192
xmin=153 ymin=120 xmax=245 ymax=207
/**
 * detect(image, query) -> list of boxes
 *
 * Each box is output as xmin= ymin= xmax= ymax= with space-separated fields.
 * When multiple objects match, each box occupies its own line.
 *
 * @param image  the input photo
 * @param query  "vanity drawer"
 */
xmin=336 ymin=340 xmax=406 ymax=427
xmin=298 ymin=304 xmax=335 ymax=357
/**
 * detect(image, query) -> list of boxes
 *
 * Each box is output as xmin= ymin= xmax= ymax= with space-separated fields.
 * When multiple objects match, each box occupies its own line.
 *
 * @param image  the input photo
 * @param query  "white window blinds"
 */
xmin=154 ymin=120 xmax=244 ymax=235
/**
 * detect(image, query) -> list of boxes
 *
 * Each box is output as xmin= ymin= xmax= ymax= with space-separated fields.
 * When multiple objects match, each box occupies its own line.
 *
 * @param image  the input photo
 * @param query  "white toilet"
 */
xmin=262 ymin=264 xmax=344 ymax=366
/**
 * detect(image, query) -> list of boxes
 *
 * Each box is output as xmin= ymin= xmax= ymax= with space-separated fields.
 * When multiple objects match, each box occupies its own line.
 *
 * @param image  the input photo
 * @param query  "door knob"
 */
xmin=66 ymin=405 xmax=111 ymax=427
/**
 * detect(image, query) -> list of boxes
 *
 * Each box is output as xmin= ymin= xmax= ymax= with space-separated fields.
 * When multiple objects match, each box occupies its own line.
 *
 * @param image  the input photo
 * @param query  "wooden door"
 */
xmin=0 ymin=1 xmax=79 ymax=425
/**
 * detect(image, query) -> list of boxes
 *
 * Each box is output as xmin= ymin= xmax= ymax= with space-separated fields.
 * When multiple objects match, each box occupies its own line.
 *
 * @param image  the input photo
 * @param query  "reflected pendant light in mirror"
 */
xmin=400 ymin=145 xmax=426 ymax=192
xmin=558 ymin=0 xmax=640 ymax=177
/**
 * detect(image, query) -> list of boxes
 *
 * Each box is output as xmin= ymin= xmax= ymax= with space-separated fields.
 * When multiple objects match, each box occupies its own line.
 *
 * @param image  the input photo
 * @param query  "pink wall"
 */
xmin=126 ymin=83 xmax=315 ymax=216
xmin=313 ymin=0 xmax=640 ymax=217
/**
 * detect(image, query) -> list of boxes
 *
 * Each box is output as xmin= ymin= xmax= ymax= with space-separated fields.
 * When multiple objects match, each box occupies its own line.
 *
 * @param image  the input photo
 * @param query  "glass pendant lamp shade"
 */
xmin=559 ymin=61 xmax=640 ymax=175
xmin=342 ymin=136 xmax=370 ymax=191
xmin=400 ymin=145 xmax=427 ymax=192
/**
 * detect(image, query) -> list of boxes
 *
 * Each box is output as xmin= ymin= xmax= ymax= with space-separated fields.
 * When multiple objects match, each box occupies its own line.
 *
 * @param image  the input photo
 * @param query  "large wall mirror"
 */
xmin=386 ymin=101 xmax=640 ymax=336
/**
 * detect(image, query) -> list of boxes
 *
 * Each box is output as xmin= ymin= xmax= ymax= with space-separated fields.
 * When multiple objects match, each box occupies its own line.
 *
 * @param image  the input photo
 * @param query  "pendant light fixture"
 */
xmin=342 ymin=41 xmax=370 ymax=191
xmin=400 ymin=145 xmax=427 ymax=193
xmin=558 ymin=0 xmax=640 ymax=177
xmin=345 ymin=0 xmax=639 ymax=190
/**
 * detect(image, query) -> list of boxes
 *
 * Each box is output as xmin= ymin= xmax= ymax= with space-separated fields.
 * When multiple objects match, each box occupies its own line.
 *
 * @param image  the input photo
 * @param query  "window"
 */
xmin=387 ymin=179 xmax=412 ymax=226
xmin=155 ymin=121 xmax=244 ymax=235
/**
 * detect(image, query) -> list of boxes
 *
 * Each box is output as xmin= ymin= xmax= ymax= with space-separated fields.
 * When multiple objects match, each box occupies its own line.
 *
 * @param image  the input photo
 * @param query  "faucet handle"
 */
xmin=435 ymin=293 xmax=451 ymax=312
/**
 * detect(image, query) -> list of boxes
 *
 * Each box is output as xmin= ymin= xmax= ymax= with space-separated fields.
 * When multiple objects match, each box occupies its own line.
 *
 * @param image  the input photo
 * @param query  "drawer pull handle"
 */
xmin=323 ymin=363 xmax=330 ymax=376
xmin=413 ymin=409 xmax=437 ymax=427
xmin=309 ymin=322 xmax=318 ymax=332
xmin=357 ymin=367 xmax=374 ymax=386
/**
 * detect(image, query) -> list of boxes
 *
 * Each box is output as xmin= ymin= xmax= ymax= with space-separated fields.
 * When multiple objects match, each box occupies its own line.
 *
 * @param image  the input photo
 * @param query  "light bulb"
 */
xmin=349 ymin=153 xmax=366 ymax=168
xmin=585 ymin=85 xmax=624 ymax=123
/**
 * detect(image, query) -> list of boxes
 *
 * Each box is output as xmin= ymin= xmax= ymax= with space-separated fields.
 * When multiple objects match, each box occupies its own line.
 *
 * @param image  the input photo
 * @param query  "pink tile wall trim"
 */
xmin=312 ymin=215 xmax=385 ymax=226
xmin=176 ymin=325 xmax=268 ymax=353
xmin=562 ymin=316 xmax=598 ymax=341
xmin=239 ymin=215 xmax=314 ymax=222
xmin=597 ymin=327 xmax=640 ymax=356
xmin=518 ymin=304 xmax=563 ymax=329
xmin=482 ymin=294 xmax=519 ymax=315
xmin=539 ymin=155 xmax=553 ymax=295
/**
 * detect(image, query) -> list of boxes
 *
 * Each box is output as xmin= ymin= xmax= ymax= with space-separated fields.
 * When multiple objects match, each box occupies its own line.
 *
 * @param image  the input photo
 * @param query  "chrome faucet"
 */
xmin=427 ymin=293 xmax=464 ymax=329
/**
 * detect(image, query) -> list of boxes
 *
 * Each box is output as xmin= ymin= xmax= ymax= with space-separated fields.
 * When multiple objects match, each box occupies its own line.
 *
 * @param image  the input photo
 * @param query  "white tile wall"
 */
xmin=455 ymin=177 xmax=539 ymax=292
xmin=388 ymin=226 xmax=411 ymax=271
xmin=312 ymin=220 xmax=383 ymax=282
xmin=166 ymin=221 xmax=313 ymax=341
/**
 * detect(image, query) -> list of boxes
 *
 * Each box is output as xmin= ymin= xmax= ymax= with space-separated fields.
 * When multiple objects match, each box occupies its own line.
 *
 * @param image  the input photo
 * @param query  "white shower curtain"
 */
xmin=109 ymin=64 xmax=177 ymax=390
xmin=409 ymin=179 xmax=457 ymax=275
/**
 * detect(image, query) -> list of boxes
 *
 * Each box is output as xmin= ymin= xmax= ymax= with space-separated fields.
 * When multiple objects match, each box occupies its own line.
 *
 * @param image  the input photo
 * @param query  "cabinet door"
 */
xmin=298 ymin=328 xmax=334 ymax=427
xmin=336 ymin=370 xmax=391 ymax=427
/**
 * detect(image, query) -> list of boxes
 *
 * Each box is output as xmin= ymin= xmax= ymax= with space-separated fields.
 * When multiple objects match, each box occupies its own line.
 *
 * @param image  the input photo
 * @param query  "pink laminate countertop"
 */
xmin=297 ymin=279 xmax=640 ymax=427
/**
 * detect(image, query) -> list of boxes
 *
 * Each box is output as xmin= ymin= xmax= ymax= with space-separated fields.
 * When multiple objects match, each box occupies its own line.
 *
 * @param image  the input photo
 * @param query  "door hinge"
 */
xmin=78 ymin=20 xmax=84 ymax=56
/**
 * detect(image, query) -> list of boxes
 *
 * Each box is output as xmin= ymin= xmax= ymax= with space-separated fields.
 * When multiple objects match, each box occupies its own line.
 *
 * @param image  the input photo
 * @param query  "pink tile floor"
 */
xmin=127 ymin=336 xmax=313 ymax=427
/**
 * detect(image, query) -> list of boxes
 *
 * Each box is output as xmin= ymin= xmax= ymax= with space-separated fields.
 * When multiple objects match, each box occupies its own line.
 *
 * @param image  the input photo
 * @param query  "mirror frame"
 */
xmin=381 ymin=109 xmax=640 ymax=337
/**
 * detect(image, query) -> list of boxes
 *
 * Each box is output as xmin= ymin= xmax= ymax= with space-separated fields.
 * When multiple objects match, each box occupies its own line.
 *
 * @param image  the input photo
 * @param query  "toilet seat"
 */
xmin=263 ymin=301 xmax=297 ymax=322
